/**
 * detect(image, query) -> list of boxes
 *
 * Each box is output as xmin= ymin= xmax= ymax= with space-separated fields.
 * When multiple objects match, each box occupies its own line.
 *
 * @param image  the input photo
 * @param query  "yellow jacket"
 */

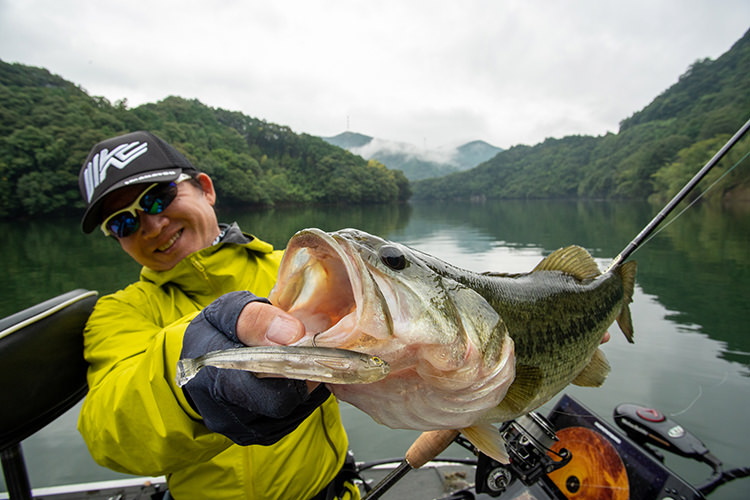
xmin=78 ymin=228 xmax=351 ymax=499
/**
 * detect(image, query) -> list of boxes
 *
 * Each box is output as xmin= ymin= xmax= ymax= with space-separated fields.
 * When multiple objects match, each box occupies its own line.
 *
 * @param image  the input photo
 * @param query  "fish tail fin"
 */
xmin=615 ymin=261 xmax=637 ymax=343
xmin=462 ymin=424 xmax=509 ymax=464
xmin=175 ymin=358 xmax=202 ymax=387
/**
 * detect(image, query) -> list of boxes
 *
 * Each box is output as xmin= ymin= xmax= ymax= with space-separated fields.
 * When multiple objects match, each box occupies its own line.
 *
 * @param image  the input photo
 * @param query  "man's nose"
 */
xmin=138 ymin=211 xmax=169 ymax=238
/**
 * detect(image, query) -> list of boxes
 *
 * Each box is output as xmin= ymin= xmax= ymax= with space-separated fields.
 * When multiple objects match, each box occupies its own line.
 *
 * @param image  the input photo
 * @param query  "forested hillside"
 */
xmin=413 ymin=29 xmax=750 ymax=203
xmin=2 ymin=28 xmax=748 ymax=219
xmin=0 ymin=61 xmax=410 ymax=219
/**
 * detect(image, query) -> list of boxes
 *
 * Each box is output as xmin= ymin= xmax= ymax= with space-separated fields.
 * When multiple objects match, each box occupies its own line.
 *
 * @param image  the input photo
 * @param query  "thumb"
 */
xmin=236 ymin=301 xmax=305 ymax=346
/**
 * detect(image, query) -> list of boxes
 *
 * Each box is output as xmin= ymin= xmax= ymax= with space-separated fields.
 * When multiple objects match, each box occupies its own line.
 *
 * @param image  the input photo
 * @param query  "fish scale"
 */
xmin=471 ymin=271 xmax=626 ymax=413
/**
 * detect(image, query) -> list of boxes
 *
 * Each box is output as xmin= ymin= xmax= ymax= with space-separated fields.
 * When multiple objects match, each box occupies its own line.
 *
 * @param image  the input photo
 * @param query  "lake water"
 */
xmin=1 ymin=200 xmax=749 ymax=499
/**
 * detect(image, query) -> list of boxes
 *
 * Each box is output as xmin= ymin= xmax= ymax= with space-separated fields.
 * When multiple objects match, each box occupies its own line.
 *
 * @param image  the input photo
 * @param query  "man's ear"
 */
xmin=195 ymin=173 xmax=217 ymax=205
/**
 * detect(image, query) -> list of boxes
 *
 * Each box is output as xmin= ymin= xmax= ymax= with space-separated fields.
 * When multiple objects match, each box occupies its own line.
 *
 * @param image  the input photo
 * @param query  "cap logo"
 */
xmin=82 ymin=141 xmax=149 ymax=201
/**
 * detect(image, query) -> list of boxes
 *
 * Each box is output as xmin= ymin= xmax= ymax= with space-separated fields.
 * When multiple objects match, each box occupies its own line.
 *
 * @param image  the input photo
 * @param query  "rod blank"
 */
xmin=608 ymin=116 xmax=750 ymax=271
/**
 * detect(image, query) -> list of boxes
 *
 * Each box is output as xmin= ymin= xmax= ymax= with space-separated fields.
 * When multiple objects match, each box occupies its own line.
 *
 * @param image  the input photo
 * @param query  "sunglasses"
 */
xmin=100 ymin=173 xmax=192 ymax=238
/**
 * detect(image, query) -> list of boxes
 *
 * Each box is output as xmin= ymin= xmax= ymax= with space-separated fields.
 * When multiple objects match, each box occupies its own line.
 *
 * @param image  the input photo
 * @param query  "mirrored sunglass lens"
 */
xmin=139 ymin=183 xmax=177 ymax=215
xmin=107 ymin=213 xmax=139 ymax=238
xmin=103 ymin=181 xmax=180 ymax=237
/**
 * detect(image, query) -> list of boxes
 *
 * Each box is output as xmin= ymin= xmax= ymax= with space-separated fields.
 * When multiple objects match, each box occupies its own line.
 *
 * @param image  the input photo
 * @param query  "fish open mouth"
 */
xmin=269 ymin=228 xmax=376 ymax=349
xmin=269 ymin=228 xmax=517 ymax=430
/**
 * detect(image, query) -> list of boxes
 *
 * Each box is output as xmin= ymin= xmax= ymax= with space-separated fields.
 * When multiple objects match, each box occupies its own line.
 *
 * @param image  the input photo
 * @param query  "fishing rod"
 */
xmin=362 ymin=429 xmax=459 ymax=500
xmin=362 ymin=117 xmax=750 ymax=500
xmin=607 ymin=116 xmax=750 ymax=271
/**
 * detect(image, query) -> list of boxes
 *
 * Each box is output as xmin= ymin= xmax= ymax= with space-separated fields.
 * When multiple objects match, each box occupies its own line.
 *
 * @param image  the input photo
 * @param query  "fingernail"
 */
xmin=266 ymin=315 xmax=301 ymax=344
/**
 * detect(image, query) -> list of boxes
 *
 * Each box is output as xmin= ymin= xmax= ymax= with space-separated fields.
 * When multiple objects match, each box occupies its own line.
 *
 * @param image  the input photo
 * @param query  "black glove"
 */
xmin=180 ymin=291 xmax=331 ymax=445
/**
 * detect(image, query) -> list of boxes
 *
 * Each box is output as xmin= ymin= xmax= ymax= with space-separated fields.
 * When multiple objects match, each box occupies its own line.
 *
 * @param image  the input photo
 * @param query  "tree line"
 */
xmin=0 ymin=61 xmax=410 ymax=219
xmin=2 ymin=28 xmax=749 ymax=220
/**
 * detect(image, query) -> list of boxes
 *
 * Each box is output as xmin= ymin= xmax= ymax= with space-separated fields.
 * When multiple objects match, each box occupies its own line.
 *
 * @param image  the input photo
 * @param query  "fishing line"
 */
xmin=548 ymin=368 xmax=727 ymax=422
xmin=669 ymin=371 xmax=729 ymax=418
xmin=671 ymin=385 xmax=704 ymax=418
xmin=633 ymin=150 xmax=750 ymax=256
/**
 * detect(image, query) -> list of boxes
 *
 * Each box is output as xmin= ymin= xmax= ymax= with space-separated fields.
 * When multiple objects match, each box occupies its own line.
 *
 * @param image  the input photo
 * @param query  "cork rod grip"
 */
xmin=404 ymin=429 xmax=460 ymax=469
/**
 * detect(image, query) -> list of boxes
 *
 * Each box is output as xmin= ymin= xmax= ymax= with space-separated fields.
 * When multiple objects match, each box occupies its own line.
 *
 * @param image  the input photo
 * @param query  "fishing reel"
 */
xmin=474 ymin=412 xmax=572 ymax=497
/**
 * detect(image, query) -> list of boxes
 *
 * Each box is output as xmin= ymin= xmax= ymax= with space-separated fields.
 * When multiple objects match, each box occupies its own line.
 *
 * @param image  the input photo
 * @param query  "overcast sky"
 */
xmin=1 ymin=1 xmax=748 ymax=149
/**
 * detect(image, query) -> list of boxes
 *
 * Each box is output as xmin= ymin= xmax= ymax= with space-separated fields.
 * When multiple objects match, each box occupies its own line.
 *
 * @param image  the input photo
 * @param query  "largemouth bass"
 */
xmin=267 ymin=228 xmax=636 ymax=461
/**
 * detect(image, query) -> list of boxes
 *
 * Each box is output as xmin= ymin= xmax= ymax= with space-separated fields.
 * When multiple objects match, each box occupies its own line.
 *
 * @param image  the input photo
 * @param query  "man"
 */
xmin=77 ymin=131 xmax=359 ymax=499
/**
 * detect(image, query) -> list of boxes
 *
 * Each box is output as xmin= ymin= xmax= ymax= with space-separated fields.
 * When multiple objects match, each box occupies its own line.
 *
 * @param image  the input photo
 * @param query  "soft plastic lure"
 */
xmin=176 ymin=345 xmax=390 ymax=387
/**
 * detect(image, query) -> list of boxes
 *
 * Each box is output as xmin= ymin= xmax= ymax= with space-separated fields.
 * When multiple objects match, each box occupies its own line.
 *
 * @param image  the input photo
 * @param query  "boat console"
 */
xmin=473 ymin=395 xmax=706 ymax=500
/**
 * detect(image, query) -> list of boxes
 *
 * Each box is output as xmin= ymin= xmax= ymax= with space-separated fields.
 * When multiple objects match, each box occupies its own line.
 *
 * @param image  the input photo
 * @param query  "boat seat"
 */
xmin=0 ymin=289 xmax=98 ymax=500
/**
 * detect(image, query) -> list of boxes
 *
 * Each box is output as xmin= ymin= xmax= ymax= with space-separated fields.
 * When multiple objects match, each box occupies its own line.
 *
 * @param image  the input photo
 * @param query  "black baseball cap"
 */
xmin=79 ymin=131 xmax=198 ymax=233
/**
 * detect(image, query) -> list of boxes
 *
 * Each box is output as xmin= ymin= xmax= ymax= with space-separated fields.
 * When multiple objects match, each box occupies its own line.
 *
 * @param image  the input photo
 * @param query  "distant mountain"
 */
xmin=321 ymin=132 xmax=502 ymax=181
xmin=323 ymin=131 xmax=373 ymax=149
xmin=455 ymin=140 xmax=505 ymax=170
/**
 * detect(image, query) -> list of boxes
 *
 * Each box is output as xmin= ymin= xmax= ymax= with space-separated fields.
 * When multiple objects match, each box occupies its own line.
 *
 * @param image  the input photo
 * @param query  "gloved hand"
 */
xmin=180 ymin=290 xmax=331 ymax=445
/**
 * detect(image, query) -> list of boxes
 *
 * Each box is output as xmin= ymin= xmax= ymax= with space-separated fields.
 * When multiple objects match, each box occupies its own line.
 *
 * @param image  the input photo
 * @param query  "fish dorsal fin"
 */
xmin=493 ymin=364 xmax=543 ymax=418
xmin=571 ymin=348 xmax=611 ymax=387
xmin=461 ymin=424 xmax=509 ymax=464
xmin=533 ymin=245 xmax=600 ymax=281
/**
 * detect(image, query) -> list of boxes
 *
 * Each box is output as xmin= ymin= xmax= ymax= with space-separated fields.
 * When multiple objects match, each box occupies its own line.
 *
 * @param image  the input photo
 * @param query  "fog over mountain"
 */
xmin=322 ymin=132 xmax=503 ymax=180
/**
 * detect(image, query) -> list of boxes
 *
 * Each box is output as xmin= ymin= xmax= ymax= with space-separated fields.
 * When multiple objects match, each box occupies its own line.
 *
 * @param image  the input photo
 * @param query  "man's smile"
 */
xmin=157 ymin=228 xmax=183 ymax=252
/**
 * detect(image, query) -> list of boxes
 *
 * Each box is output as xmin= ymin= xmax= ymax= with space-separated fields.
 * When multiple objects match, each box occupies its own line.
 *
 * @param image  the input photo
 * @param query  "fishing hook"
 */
xmin=312 ymin=331 xmax=322 ymax=347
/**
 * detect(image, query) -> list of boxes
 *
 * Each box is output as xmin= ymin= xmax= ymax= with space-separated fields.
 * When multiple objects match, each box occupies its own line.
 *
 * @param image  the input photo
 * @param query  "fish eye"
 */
xmin=379 ymin=245 xmax=407 ymax=270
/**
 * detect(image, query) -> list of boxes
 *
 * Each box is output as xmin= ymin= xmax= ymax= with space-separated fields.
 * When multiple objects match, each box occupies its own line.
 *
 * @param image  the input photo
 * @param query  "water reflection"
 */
xmin=400 ymin=200 xmax=749 ymax=369
xmin=401 ymin=199 xmax=656 ymax=258
xmin=222 ymin=202 xmax=413 ymax=249
xmin=1 ymin=200 xmax=748 ymax=366
xmin=1 ymin=200 xmax=748 ymax=497
xmin=1 ymin=218 xmax=139 ymax=317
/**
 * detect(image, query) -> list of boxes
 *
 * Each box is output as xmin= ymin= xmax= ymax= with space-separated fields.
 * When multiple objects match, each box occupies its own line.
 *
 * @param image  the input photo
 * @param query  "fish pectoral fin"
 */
xmin=461 ymin=424 xmax=509 ymax=464
xmin=495 ymin=364 xmax=543 ymax=417
xmin=532 ymin=245 xmax=600 ymax=281
xmin=571 ymin=348 xmax=611 ymax=387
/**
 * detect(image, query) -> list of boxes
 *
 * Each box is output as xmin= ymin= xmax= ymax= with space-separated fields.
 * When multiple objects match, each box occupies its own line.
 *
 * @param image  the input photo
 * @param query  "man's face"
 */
xmin=101 ymin=173 xmax=220 ymax=271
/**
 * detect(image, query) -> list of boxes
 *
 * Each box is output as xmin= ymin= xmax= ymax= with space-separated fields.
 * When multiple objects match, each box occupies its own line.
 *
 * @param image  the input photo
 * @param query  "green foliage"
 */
xmin=413 ymin=28 xmax=750 ymax=202
xmin=651 ymin=134 xmax=750 ymax=205
xmin=0 ymin=61 xmax=408 ymax=220
xmin=3 ymin=27 xmax=749 ymax=214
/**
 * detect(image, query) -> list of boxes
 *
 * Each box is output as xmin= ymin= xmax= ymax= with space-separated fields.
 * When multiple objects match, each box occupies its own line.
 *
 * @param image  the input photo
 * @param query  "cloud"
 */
xmin=1 ymin=0 xmax=748 ymax=148
xmin=351 ymin=136 xmax=461 ymax=167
